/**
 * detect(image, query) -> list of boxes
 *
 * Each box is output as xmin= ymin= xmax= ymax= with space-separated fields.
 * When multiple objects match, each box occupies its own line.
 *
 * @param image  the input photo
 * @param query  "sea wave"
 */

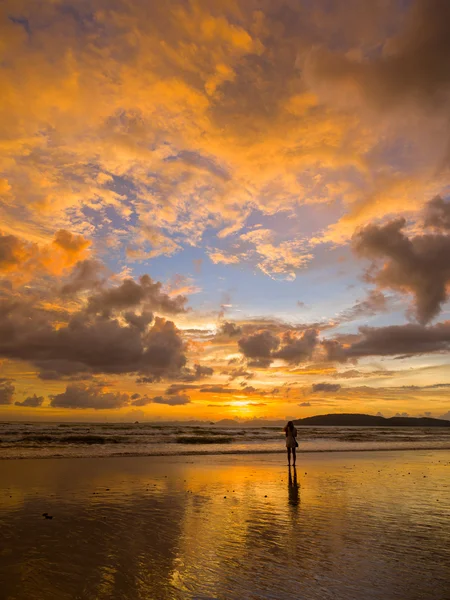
xmin=176 ymin=436 xmax=233 ymax=444
xmin=1 ymin=444 xmax=450 ymax=460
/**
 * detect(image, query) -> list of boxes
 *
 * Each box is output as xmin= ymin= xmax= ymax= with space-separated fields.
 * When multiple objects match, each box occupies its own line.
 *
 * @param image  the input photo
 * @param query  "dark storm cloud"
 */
xmin=0 ymin=297 xmax=187 ymax=380
xmin=273 ymin=329 xmax=318 ymax=363
xmin=179 ymin=364 xmax=214 ymax=382
xmin=87 ymin=275 xmax=187 ymax=317
xmin=131 ymin=394 xmax=191 ymax=406
xmin=49 ymin=384 xmax=129 ymax=409
xmin=307 ymin=0 xmax=450 ymax=110
xmin=238 ymin=330 xmax=280 ymax=361
xmin=220 ymin=322 xmax=242 ymax=337
xmin=15 ymin=394 xmax=44 ymax=407
xmin=0 ymin=379 xmax=14 ymax=404
xmin=61 ymin=259 xmax=107 ymax=294
xmin=324 ymin=321 xmax=450 ymax=362
xmin=123 ymin=310 xmax=154 ymax=332
xmin=423 ymin=196 xmax=450 ymax=231
xmin=36 ymin=359 xmax=94 ymax=380
xmin=312 ymin=383 xmax=341 ymax=393
xmin=353 ymin=216 xmax=450 ymax=324
xmin=0 ymin=234 xmax=26 ymax=271
xmin=238 ymin=328 xmax=318 ymax=365
xmin=152 ymin=394 xmax=190 ymax=406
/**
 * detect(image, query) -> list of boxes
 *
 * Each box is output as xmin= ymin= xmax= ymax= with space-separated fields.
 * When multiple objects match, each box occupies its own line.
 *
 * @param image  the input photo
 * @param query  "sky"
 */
xmin=1 ymin=0 xmax=450 ymax=422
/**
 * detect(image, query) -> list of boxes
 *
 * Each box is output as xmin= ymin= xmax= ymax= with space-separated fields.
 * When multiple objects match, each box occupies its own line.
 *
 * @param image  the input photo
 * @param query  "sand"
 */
xmin=1 ymin=450 xmax=449 ymax=600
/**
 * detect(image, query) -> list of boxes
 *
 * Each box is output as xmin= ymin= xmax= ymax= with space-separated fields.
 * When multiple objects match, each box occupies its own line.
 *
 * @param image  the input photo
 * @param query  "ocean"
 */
xmin=1 ymin=422 xmax=450 ymax=459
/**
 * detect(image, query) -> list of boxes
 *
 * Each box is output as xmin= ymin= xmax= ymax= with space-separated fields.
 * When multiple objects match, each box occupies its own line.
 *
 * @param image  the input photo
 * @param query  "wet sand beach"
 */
xmin=1 ymin=450 xmax=449 ymax=599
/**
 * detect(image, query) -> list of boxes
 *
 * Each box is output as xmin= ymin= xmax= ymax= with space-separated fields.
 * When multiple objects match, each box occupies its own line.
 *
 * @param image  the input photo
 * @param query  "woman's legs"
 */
xmin=292 ymin=447 xmax=296 ymax=466
xmin=287 ymin=447 xmax=291 ymax=465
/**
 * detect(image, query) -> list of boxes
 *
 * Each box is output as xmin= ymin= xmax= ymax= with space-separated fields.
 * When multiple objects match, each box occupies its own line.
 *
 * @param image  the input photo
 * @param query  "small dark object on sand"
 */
xmin=43 ymin=514 xmax=53 ymax=519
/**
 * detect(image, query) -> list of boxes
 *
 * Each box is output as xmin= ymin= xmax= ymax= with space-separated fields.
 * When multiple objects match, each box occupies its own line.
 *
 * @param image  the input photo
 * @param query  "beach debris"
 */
xmin=224 ymin=496 xmax=227 ymax=499
xmin=42 ymin=513 xmax=53 ymax=519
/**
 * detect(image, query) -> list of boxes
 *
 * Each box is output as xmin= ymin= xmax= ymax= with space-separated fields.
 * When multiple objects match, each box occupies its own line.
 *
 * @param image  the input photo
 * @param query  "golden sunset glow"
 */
xmin=1 ymin=0 xmax=450 ymax=421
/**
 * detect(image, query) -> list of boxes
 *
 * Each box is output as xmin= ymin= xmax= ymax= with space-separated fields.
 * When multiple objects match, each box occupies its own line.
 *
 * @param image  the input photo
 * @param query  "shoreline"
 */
xmin=1 ymin=444 xmax=450 ymax=460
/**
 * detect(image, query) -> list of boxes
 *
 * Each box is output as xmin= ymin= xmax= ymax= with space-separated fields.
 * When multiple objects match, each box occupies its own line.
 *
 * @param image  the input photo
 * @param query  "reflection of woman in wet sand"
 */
xmin=283 ymin=421 xmax=298 ymax=466
xmin=288 ymin=466 xmax=299 ymax=506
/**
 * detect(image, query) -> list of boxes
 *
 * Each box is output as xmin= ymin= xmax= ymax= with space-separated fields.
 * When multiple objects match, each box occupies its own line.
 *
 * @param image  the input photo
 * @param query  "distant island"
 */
xmin=293 ymin=413 xmax=450 ymax=427
xmin=207 ymin=413 xmax=450 ymax=427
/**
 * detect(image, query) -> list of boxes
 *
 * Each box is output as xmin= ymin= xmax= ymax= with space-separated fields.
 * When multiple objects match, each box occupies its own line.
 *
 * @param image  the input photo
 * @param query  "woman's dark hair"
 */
xmin=285 ymin=420 xmax=294 ymax=432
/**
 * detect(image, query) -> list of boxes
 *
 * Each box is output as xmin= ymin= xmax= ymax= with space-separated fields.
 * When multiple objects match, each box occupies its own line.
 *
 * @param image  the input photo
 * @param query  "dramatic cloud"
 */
xmin=312 ymin=383 xmax=341 ymax=393
xmin=2 ymin=0 xmax=450 ymax=420
xmin=273 ymin=329 xmax=319 ymax=363
xmin=179 ymin=364 xmax=214 ymax=382
xmin=238 ymin=328 xmax=318 ymax=366
xmin=87 ymin=275 xmax=187 ymax=317
xmin=15 ymin=394 xmax=44 ymax=408
xmin=130 ymin=396 xmax=152 ymax=407
xmin=227 ymin=367 xmax=254 ymax=381
xmin=423 ymin=196 xmax=450 ymax=231
xmin=199 ymin=385 xmax=260 ymax=396
xmin=0 ymin=298 xmax=187 ymax=380
xmin=0 ymin=379 xmax=14 ymax=405
xmin=238 ymin=330 xmax=280 ymax=366
xmin=152 ymin=394 xmax=191 ymax=406
xmin=307 ymin=0 xmax=450 ymax=111
xmin=220 ymin=322 xmax=242 ymax=337
xmin=61 ymin=259 xmax=107 ymax=295
xmin=324 ymin=321 xmax=450 ymax=361
xmin=50 ymin=384 xmax=129 ymax=409
xmin=353 ymin=214 xmax=450 ymax=323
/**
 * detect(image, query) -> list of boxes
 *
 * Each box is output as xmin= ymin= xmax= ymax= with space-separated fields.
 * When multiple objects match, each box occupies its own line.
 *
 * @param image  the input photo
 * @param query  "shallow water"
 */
xmin=0 ymin=451 xmax=449 ymax=599
xmin=1 ymin=422 xmax=450 ymax=459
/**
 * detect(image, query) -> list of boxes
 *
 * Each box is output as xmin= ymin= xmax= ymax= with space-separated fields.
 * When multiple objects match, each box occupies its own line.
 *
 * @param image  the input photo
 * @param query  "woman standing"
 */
xmin=284 ymin=421 xmax=298 ymax=466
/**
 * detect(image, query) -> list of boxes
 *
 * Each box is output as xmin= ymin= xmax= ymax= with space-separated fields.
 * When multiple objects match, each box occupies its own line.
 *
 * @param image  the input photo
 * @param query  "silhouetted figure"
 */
xmin=283 ymin=420 xmax=298 ymax=466
xmin=288 ymin=466 xmax=299 ymax=506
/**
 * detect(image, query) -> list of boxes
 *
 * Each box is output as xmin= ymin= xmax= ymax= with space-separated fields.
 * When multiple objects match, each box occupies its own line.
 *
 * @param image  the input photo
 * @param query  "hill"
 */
xmin=294 ymin=413 xmax=450 ymax=427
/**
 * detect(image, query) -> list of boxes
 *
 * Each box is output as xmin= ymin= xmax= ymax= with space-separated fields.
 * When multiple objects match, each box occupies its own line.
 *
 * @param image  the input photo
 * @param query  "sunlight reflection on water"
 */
xmin=0 ymin=451 xmax=449 ymax=599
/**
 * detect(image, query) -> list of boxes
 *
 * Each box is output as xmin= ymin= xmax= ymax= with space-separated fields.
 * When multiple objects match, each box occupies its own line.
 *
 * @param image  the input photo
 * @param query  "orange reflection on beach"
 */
xmin=1 ymin=451 xmax=449 ymax=599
